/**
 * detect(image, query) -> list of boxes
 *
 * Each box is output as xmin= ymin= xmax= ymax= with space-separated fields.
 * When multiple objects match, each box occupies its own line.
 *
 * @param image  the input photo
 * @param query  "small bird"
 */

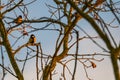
xmin=8 ymin=15 xmax=22 ymax=24
xmin=28 ymin=34 xmax=36 ymax=44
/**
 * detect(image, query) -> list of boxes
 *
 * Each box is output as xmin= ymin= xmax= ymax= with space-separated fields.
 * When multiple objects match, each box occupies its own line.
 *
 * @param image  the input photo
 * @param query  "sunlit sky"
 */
xmin=0 ymin=0 xmax=120 ymax=80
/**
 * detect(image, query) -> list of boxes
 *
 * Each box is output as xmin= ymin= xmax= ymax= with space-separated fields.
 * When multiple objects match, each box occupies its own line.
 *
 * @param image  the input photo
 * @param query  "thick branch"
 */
xmin=0 ymin=17 xmax=24 ymax=80
xmin=67 ymin=0 xmax=113 ymax=50
xmin=67 ymin=0 xmax=120 ymax=80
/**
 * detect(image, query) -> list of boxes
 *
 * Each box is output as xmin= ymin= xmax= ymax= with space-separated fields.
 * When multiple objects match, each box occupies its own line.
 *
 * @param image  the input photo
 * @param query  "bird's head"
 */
xmin=31 ymin=34 xmax=35 ymax=38
xmin=19 ymin=15 xmax=22 ymax=18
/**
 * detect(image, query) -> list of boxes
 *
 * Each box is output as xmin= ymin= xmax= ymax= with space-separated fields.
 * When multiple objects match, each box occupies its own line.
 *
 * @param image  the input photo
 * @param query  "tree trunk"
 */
xmin=0 ymin=18 xmax=24 ymax=80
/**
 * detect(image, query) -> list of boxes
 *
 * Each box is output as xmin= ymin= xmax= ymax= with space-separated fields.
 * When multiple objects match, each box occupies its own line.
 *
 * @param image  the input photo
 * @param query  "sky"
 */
xmin=0 ymin=0 xmax=120 ymax=80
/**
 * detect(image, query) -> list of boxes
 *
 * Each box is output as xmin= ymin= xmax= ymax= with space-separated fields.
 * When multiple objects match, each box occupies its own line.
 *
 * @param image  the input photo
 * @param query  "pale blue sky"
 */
xmin=0 ymin=0 xmax=120 ymax=80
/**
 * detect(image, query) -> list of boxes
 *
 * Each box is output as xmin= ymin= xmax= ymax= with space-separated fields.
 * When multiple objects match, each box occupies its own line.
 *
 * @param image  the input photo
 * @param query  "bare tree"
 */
xmin=66 ymin=0 xmax=120 ymax=80
xmin=0 ymin=0 xmax=119 ymax=80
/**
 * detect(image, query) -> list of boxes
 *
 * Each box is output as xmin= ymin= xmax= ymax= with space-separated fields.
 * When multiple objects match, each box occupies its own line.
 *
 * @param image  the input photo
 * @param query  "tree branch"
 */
xmin=2 ymin=0 xmax=23 ymax=15
xmin=0 ymin=16 xmax=24 ymax=80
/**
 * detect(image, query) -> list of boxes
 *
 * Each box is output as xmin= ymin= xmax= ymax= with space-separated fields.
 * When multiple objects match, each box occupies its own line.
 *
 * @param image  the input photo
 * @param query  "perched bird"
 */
xmin=8 ymin=15 xmax=22 ymax=24
xmin=28 ymin=34 xmax=36 ymax=44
